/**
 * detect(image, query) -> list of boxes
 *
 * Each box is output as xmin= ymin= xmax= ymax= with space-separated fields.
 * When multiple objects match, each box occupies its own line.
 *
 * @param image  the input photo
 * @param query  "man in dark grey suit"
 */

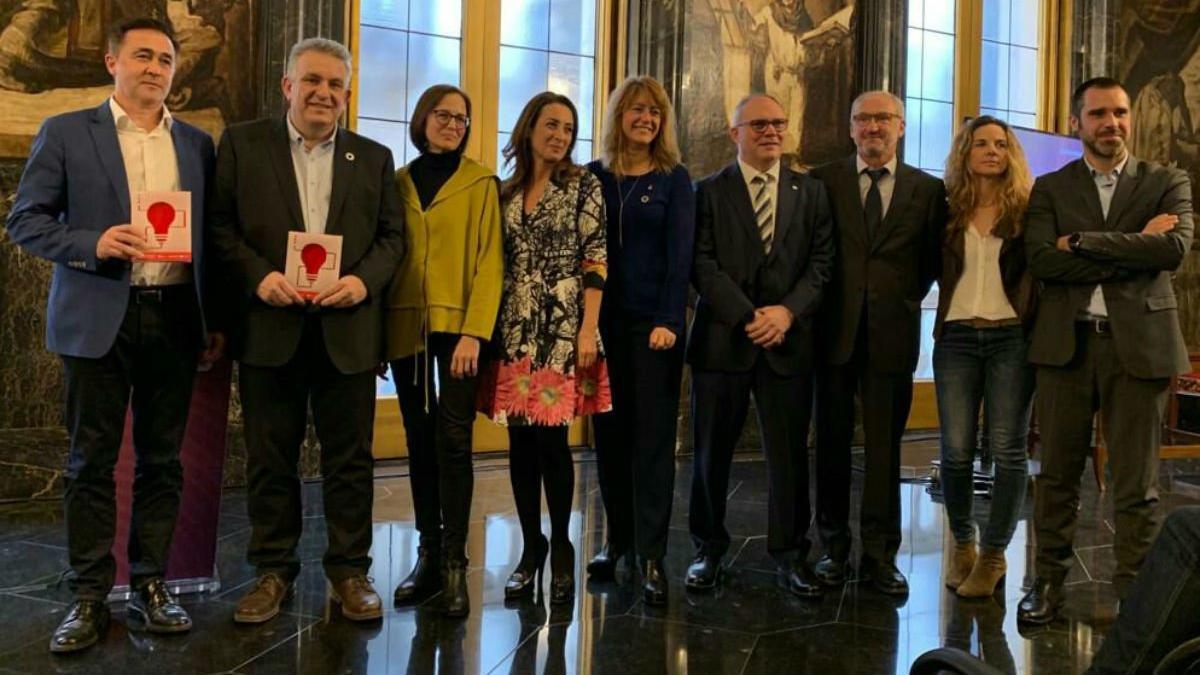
xmin=809 ymin=91 xmax=947 ymax=595
xmin=1018 ymin=77 xmax=1194 ymax=624
xmin=685 ymin=93 xmax=835 ymax=597
xmin=208 ymin=37 xmax=405 ymax=624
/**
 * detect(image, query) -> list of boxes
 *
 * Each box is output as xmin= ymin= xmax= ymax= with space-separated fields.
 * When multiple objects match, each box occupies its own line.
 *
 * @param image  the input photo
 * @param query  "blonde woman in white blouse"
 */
xmin=934 ymin=115 xmax=1037 ymax=598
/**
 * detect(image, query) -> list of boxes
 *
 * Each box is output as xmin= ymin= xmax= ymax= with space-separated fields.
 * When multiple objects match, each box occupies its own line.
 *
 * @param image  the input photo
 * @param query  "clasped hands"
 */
xmin=256 ymin=270 xmax=367 ymax=308
xmin=746 ymin=305 xmax=793 ymax=348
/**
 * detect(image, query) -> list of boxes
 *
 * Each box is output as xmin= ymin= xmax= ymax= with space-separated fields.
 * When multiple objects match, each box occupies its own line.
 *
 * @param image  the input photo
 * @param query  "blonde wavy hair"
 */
xmin=943 ymin=116 xmax=1034 ymax=239
xmin=599 ymin=75 xmax=681 ymax=178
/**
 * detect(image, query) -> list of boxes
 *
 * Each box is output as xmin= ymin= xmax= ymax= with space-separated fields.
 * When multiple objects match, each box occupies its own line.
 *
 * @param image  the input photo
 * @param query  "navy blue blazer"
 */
xmin=6 ymin=101 xmax=216 ymax=358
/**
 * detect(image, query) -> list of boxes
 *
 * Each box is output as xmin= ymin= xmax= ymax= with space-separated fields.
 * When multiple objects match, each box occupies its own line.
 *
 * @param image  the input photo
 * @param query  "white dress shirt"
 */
xmin=737 ymin=156 xmax=780 ymax=204
xmin=857 ymin=154 xmax=899 ymax=218
xmin=1081 ymin=155 xmax=1129 ymax=319
xmin=945 ymin=224 xmax=1018 ymax=322
xmin=110 ymin=97 xmax=188 ymax=287
xmin=287 ymin=115 xmax=336 ymax=234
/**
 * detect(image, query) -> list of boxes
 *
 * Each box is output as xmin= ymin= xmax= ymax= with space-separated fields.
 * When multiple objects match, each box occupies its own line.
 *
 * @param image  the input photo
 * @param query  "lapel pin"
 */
xmin=345 ymin=152 xmax=355 ymax=161
xmin=791 ymin=184 xmax=798 ymax=190
xmin=641 ymin=195 xmax=650 ymax=203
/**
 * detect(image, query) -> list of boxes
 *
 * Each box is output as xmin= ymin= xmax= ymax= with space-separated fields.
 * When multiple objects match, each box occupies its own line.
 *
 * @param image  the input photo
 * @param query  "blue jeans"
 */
xmin=1088 ymin=506 xmax=1200 ymax=674
xmin=933 ymin=323 xmax=1034 ymax=550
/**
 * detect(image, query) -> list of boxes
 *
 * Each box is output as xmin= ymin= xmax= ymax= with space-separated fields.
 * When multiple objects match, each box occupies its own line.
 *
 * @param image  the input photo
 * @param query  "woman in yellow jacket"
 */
xmin=386 ymin=84 xmax=503 ymax=618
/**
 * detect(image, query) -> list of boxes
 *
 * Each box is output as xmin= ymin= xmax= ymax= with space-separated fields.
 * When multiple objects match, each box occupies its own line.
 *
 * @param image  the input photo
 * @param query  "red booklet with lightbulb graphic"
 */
xmin=284 ymin=231 xmax=343 ymax=300
xmin=133 ymin=191 xmax=191 ymax=262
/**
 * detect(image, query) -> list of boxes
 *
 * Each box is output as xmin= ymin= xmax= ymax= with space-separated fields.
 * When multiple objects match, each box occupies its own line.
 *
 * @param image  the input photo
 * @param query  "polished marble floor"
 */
xmin=0 ymin=447 xmax=1196 ymax=675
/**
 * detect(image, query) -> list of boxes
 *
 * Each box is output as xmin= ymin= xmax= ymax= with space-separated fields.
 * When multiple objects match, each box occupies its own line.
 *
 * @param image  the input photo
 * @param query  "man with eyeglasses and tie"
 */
xmin=686 ymin=93 xmax=834 ymax=597
xmin=809 ymin=90 xmax=947 ymax=596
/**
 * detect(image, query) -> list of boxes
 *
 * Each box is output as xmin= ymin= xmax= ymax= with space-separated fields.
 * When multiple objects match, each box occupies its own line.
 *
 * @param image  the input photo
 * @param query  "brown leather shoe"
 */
xmin=330 ymin=575 xmax=383 ymax=621
xmin=234 ymin=573 xmax=293 ymax=624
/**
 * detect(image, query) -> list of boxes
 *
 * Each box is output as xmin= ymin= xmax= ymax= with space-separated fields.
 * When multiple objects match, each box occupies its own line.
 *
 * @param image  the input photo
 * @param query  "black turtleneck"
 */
xmin=410 ymin=150 xmax=461 ymax=209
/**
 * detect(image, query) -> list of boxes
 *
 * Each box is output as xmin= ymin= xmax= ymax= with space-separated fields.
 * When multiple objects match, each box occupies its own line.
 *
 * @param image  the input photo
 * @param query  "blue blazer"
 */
xmin=6 ymin=101 xmax=216 ymax=358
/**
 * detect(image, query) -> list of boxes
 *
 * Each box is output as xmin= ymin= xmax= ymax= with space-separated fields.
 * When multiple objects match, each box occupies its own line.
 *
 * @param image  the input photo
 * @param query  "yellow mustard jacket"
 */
xmin=385 ymin=155 xmax=504 ymax=360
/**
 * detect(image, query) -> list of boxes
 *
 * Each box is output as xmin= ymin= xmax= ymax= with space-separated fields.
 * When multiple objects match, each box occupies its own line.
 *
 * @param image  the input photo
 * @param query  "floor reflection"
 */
xmin=0 ymin=450 xmax=1193 ymax=674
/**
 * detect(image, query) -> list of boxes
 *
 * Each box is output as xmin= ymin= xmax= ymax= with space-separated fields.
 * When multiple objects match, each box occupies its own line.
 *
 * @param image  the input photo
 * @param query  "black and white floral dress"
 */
xmin=479 ymin=170 xmax=612 ymax=426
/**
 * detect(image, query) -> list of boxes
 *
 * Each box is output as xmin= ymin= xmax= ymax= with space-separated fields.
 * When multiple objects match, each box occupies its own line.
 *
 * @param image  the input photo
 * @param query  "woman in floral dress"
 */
xmin=481 ymin=91 xmax=610 ymax=605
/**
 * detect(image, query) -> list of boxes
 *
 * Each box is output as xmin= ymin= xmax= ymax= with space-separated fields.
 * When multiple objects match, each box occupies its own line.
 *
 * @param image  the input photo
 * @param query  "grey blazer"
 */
xmin=1024 ymin=155 xmax=1194 ymax=379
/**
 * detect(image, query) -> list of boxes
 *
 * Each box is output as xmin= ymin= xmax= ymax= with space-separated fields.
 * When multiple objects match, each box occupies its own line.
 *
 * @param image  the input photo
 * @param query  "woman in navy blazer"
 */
xmin=586 ymin=75 xmax=695 ymax=605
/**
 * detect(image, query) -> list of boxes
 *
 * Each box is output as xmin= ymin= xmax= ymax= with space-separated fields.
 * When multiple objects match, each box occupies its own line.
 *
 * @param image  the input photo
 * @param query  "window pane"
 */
xmin=906 ymin=29 xmax=924 ymax=99
xmin=361 ymin=0 xmax=408 ymax=30
xmin=358 ymin=27 xmax=409 ymax=121
xmin=904 ymin=98 xmax=923 ymax=167
xmin=410 ymin=0 xmax=461 ymax=37
xmin=550 ymin=0 xmax=595 ymax=56
xmin=1009 ymin=46 xmax=1038 ymax=113
xmin=919 ymin=99 xmax=953 ymax=173
xmin=548 ymin=53 xmax=595 ymax=139
xmin=498 ymin=46 xmax=550 ymax=132
xmin=407 ymin=34 xmax=462 ymax=112
xmin=501 ymin=0 xmax=550 ymax=49
xmin=923 ymin=0 xmax=955 ymax=34
xmin=357 ymin=118 xmax=413 ymax=166
xmin=574 ymin=139 xmax=592 ymax=164
xmin=1011 ymin=0 xmax=1040 ymax=48
xmin=979 ymin=106 xmax=1003 ymax=120
xmin=980 ymin=41 xmax=1010 ymax=110
xmin=922 ymin=30 xmax=955 ymax=103
xmin=982 ymin=0 xmax=1010 ymax=43
xmin=909 ymin=0 xmax=924 ymax=29
xmin=1010 ymin=112 xmax=1037 ymax=128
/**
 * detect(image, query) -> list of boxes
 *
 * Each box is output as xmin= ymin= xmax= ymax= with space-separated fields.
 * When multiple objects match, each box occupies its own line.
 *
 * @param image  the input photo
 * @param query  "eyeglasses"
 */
xmin=735 ymin=118 xmax=788 ymax=134
xmin=432 ymin=109 xmax=471 ymax=129
xmin=852 ymin=112 xmax=901 ymax=126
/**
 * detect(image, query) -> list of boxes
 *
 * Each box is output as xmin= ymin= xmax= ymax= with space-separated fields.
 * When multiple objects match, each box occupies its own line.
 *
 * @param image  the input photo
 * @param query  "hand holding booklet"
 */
xmin=134 ymin=191 xmax=191 ymax=262
xmin=284 ymin=231 xmax=344 ymax=300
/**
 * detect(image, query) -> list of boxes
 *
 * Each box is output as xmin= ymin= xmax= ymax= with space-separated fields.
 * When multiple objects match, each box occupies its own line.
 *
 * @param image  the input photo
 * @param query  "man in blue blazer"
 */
xmin=5 ymin=18 xmax=220 ymax=653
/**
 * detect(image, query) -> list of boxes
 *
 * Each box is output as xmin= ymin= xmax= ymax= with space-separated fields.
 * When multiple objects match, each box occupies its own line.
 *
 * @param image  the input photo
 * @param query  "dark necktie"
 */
xmin=864 ymin=167 xmax=888 ymax=241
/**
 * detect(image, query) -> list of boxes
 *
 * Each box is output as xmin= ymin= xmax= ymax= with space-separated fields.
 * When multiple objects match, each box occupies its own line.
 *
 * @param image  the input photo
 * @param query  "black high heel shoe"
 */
xmin=586 ymin=542 xmax=629 ymax=581
xmin=505 ymin=534 xmax=549 ymax=599
xmin=549 ymin=540 xmax=575 ymax=605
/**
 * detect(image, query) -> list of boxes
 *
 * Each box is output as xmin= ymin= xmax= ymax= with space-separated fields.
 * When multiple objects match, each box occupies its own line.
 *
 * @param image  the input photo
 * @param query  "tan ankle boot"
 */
xmin=957 ymin=548 xmax=1007 ymax=597
xmin=946 ymin=540 xmax=977 ymax=590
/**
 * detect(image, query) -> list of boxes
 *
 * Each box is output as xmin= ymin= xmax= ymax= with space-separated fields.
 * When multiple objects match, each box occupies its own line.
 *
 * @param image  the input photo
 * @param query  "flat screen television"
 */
xmin=1012 ymin=125 xmax=1083 ymax=177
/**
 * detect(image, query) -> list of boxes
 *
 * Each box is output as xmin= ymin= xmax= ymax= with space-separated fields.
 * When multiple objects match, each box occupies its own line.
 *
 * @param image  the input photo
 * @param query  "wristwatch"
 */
xmin=1068 ymin=232 xmax=1083 ymax=253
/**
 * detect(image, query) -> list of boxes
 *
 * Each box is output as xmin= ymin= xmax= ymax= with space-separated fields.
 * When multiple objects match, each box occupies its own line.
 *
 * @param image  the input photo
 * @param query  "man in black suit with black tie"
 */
xmin=809 ymin=90 xmax=947 ymax=595
xmin=208 ymin=37 xmax=405 ymax=624
xmin=686 ymin=93 xmax=835 ymax=597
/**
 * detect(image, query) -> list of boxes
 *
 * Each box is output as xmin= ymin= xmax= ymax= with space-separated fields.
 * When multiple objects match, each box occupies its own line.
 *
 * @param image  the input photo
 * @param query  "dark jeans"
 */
xmin=241 ymin=317 xmax=377 ymax=582
xmin=691 ymin=358 xmax=814 ymax=562
xmin=593 ymin=319 xmax=684 ymax=560
xmin=61 ymin=286 xmax=200 ymax=600
xmin=933 ymin=323 xmax=1034 ymax=550
xmin=1088 ymin=506 xmax=1200 ymax=674
xmin=391 ymin=333 xmax=480 ymax=560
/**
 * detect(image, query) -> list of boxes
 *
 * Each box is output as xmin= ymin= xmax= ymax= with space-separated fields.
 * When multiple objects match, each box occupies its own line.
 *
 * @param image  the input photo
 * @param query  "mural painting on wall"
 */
xmin=0 ymin=0 xmax=258 ymax=156
xmin=675 ymin=0 xmax=855 ymax=178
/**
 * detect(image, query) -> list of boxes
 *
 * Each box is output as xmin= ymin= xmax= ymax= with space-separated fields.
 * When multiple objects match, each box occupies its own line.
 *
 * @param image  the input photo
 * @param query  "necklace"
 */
xmin=617 ymin=173 xmax=645 ymax=247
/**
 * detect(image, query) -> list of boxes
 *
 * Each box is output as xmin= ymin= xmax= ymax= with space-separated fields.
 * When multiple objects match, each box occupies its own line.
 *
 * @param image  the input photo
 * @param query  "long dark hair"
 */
xmin=500 ymin=91 xmax=583 ymax=202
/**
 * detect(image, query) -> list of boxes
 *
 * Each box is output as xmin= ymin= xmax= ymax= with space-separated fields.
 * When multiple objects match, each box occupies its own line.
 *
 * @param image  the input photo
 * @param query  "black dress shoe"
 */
xmin=642 ymin=559 xmax=668 ymax=606
xmin=777 ymin=562 xmax=824 ymax=598
xmin=127 ymin=578 xmax=192 ymax=633
xmin=1017 ymin=578 xmax=1064 ymax=625
xmin=685 ymin=555 xmax=722 ymax=590
xmin=585 ymin=542 xmax=629 ymax=581
xmin=49 ymin=600 xmax=110 ymax=654
xmin=394 ymin=546 xmax=442 ymax=604
xmin=861 ymin=557 xmax=909 ymax=595
xmin=813 ymin=554 xmax=847 ymax=586
xmin=442 ymin=558 xmax=470 ymax=617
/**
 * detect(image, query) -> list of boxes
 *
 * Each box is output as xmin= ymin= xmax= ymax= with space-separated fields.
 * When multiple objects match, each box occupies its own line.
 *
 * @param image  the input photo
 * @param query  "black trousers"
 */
xmin=240 ymin=317 xmax=377 ymax=582
xmin=61 ymin=286 xmax=200 ymax=600
xmin=592 ymin=321 xmax=684 ymax=561
xmin=815 ymin=325 xmax=913 ymax=563
xmin=391 ymin=333 xmax=481 ymax=560
xmin=689 ymin=357 xmax=815 ymax=562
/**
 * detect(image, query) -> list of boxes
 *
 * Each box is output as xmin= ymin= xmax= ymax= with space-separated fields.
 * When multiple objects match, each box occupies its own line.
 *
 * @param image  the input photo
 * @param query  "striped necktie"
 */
xmin=751 ymin=173 xmax=775 ymax=253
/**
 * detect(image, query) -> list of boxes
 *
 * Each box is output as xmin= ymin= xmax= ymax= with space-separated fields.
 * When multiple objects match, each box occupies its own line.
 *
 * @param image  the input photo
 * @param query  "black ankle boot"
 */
xmin=505 ymin=534 xmax=549 ymax=599
xmin=549 ymin=540 xmax=575 ymax=605
xmin=394 ymin=546 xmax=441 ymax=604
xmin=442 ymin=558 xmax=470 ymax=617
